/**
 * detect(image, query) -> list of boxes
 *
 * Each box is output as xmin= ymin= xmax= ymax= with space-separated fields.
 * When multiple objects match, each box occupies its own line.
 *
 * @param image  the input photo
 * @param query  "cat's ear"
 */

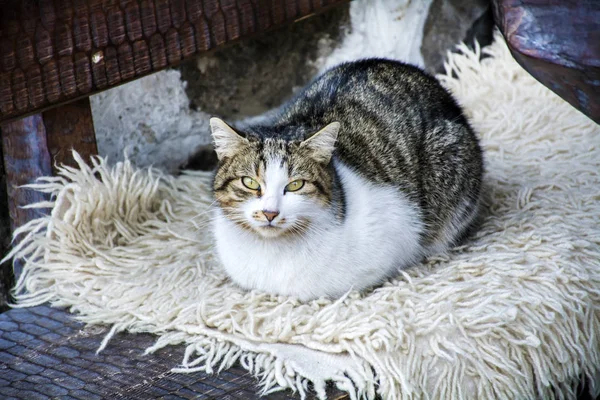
xmin=301 ymin=122 xmax=340 ymax=163
xmin=210 ymin=117 xmax=247 ymax=160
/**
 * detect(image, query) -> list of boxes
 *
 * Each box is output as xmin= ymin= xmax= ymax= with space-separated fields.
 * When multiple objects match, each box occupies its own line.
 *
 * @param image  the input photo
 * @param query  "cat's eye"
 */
xmin=285 ymin=180 xmax=305 ymax=193
xmin=242 ymin=177 xmax=260 ymax=190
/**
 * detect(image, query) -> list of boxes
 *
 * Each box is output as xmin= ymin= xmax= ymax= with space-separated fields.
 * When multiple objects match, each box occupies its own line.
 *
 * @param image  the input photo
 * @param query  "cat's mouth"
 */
xmin=254 ymin=223 xmax=287 ymax=238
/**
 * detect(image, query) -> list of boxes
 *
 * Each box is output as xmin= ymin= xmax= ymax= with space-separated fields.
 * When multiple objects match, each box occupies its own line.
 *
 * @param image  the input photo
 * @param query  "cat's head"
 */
xmin=210 ymin=117 xmax=340 ymax=239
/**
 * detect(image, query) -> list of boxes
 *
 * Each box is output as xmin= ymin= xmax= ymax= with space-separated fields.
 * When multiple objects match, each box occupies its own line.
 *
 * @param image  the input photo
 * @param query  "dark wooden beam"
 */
xmin=0 ymin=114 xmax=53 ymax=279
xmin=0 ymin=0 xmax=349 ymax=124
xmin=0 ymin=114 xmax=53 ymax=234
xmin=43 ymin=98 xmax=98 ymax=172
xmin=0 ymin=98 xmax=97 ymax=281
xmin=0 ymin=136 xmax=13 ymax=312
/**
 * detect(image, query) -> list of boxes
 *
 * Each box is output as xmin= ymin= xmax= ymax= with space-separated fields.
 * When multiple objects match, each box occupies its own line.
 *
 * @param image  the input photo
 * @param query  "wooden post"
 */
xmin=43 ymin=98 xmax=98 ymax=172
xmin=0 ymin=114 xmax=53 ymax=279
xmin=0 ymin=99 xmax=98 ymax=280
xmin=0 ymin=137 xmax=12 ymax=311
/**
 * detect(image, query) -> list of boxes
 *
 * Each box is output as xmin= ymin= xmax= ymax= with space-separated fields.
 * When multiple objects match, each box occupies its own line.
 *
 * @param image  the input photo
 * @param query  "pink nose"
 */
xmin=262 ymin=210 xmax=279 ymax=222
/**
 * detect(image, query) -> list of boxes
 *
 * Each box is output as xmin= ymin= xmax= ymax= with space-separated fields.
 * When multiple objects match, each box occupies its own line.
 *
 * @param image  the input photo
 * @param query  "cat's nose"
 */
xmin=262 ymin=210 xmax=279 ymax=222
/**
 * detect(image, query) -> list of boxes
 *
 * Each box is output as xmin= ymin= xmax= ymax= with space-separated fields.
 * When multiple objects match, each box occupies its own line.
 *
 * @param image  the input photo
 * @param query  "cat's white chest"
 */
xmin=213 ymin=162 xmax=423 ymax=301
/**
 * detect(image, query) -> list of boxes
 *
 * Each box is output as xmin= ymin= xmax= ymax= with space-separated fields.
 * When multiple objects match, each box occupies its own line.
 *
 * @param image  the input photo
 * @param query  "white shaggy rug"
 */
xmin=6 ymin=36 xmax=600 ymax=399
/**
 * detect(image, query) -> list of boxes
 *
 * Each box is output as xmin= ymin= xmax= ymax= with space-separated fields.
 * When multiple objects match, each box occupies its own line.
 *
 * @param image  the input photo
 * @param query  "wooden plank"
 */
xmin=0 ymin=0 xmax=350 ymax=124
xmin=42 ymin=98 xmax=97 ymax=172
xmin=0 ymin=114 xmax=53 ymax=279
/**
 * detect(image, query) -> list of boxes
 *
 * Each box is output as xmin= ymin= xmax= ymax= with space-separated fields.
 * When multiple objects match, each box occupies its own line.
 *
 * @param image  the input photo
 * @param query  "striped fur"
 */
xmin=207 ymin=59 xmax=483 ymax=300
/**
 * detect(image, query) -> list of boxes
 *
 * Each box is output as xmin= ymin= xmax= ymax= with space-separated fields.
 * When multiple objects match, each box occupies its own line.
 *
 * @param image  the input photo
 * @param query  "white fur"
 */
xmin=239 ymin=160 xmax=311 ymax=235
xmin=214 ymin=159 xmax=423 ymax=301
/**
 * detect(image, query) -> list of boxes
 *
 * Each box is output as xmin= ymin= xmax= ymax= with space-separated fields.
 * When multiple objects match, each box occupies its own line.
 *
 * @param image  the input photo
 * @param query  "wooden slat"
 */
xmin=0 ymin=0 xmax=349 ymax=124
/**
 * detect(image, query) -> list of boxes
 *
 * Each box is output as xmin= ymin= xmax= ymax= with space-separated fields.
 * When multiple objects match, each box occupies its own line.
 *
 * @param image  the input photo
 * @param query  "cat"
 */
xmin=202 ymin=58 xmax=483 ymax=301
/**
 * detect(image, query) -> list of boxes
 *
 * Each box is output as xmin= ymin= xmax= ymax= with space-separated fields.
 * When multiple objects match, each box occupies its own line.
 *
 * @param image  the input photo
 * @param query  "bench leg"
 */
xmin=0 ymin=135 xmax=14 ymax=311
xmin=42 ymin=98 xmax=98 ymax=172
xmin=0 ymin=98 xmax=97 ymax=283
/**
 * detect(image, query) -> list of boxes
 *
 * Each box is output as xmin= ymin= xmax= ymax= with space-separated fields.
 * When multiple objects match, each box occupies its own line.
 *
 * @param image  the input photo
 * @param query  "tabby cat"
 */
xmin=206 ymin=59 xmax=483 ymax=301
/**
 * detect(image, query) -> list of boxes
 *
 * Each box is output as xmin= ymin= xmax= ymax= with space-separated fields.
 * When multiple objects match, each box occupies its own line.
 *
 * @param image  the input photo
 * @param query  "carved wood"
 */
xmin=0 ymin=0 xmax=348 ymax=124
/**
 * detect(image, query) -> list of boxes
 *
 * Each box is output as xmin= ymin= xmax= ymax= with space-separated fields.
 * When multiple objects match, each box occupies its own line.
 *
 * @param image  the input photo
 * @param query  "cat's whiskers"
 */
xmin=188 ymin=205 xmax=249 ymax=234
xmin=190 ymin=195 xmax=226 ymax=222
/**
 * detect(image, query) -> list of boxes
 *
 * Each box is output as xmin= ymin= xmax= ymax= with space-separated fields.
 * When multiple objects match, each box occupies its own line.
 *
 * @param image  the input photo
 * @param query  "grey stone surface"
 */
xmin=180 ymin=5 xmax=350 ymax=120
xmin=90 ymin=68 xmax=212 ymax=174
xmin=421 ymin=0 xmax=494 ymax=74
xmin=182 ymin=0 xmax=495 ymax=121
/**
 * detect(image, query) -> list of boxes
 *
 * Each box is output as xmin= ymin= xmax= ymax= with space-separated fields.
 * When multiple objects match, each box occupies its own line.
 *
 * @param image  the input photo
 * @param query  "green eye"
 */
xmin=285 ymin=180 xmax=305 ymax=193
xmin=242 ymin=177 xmax=260 ymax=190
